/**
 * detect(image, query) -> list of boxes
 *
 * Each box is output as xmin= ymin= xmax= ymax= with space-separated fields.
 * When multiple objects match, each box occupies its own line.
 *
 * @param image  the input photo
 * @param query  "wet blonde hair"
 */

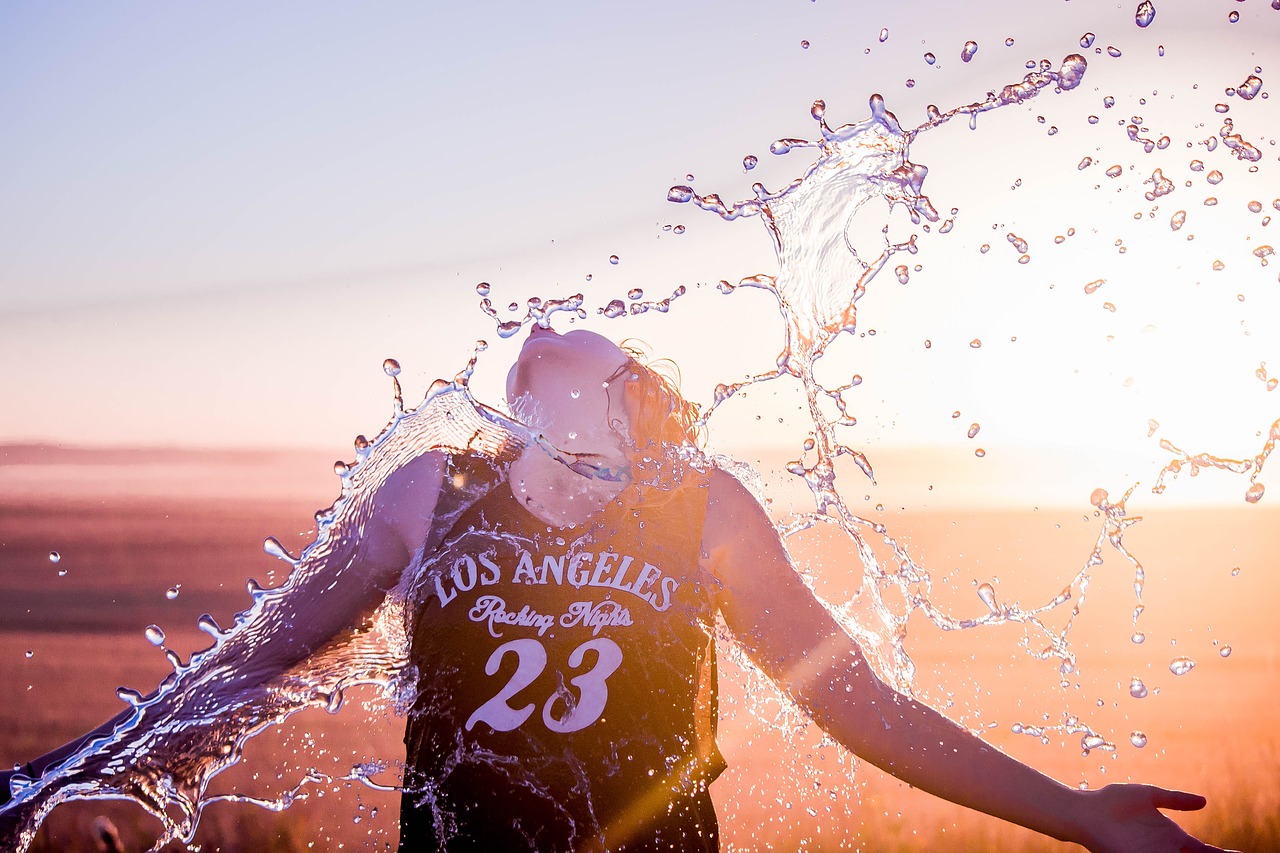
xmin=614 ymin=340 xmax=702 ymax=453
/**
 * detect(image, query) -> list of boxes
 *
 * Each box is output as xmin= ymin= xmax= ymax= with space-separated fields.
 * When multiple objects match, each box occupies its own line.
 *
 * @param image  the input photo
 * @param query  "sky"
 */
xmin=2 ymin=0 xmax=1279 ymax=507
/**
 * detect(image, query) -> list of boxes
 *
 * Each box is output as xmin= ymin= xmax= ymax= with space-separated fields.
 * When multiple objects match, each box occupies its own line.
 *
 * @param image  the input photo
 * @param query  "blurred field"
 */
xmin=1 ymin=446 xmax=1277 ymax=851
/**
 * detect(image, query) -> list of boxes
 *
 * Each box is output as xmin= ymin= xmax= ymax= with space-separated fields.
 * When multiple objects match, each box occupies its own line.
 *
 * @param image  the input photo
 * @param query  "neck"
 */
xmin=508 ymin=439 xmax=630 ymax=527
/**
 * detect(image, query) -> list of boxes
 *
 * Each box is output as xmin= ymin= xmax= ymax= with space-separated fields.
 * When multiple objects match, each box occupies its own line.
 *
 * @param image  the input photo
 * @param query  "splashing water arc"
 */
xmin=0 ymin=387 xmax=528 ymax=851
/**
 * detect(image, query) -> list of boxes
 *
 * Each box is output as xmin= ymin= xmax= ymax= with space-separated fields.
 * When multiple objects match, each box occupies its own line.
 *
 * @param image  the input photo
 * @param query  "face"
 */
xmin=505 ymin=325 xmax=632 ymax=453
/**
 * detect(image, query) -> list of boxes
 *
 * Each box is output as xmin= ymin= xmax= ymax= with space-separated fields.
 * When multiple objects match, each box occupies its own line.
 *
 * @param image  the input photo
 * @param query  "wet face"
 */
xmin=505 ymin=325 xmax=632 ymax=454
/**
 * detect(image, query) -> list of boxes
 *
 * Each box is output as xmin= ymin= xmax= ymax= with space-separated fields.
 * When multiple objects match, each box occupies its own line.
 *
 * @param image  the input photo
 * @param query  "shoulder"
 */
xmin=705 ymin=465 xmax=764 ymax=519
xmin=702 ymin=465 xmax=776 ymax=557
xmin=369 ymin=451 xmax=453 ymax=561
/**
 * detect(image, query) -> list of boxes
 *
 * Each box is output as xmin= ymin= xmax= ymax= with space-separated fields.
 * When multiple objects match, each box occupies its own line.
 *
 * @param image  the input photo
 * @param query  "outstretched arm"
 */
xmin=701 ymin=468 xmax=1231 ymax=853
xmin=1 ymin=451 xmax=445 ymax=827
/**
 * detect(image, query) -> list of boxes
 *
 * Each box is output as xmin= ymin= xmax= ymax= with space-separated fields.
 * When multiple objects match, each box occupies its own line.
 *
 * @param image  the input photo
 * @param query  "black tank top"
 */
xmin=400 ymin=460 xmax=724 ymax=852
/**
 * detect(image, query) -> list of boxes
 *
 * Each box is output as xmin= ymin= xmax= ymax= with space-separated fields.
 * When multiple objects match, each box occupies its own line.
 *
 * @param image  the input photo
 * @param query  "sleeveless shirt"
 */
xmin=400 ymin=457 xmax=725 ymax=852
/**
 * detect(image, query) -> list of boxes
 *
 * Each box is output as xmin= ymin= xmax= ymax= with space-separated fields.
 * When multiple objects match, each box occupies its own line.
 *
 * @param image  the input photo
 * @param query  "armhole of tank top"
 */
xmin=400 ymin=453 xmax=507 ymax=584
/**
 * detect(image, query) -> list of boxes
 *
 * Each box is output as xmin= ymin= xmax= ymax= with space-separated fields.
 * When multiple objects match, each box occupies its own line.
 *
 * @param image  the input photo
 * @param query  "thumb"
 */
xmin=1148 ymin=787 xmax=1207 ymax=812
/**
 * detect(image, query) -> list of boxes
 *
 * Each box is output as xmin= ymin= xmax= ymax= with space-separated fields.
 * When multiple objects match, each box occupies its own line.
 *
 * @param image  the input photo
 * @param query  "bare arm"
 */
xmin=3 ymin=451 xmax=444 ymax=801
xmin=702 ymin=468 xmax=1230 ymax=853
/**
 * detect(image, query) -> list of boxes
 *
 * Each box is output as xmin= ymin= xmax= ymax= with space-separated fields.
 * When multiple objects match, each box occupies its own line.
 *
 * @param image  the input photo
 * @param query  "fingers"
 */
xmin=1148 ymin=787 xmax=1207 ymax=812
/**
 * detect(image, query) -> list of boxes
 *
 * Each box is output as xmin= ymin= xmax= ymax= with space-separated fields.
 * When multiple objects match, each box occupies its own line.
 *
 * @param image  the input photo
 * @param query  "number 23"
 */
xmin=465 ymin=637 xmax=623 ymax=734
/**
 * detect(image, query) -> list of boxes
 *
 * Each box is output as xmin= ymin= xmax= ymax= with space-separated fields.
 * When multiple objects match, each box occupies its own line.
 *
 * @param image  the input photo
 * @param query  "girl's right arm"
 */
xmin=1 ymin=451 xmax=445 ymax=814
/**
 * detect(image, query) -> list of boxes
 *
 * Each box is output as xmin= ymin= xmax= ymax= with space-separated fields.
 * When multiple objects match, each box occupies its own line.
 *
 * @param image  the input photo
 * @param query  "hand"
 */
xmin=1077 ymin=783 xmax=1238 ymax=853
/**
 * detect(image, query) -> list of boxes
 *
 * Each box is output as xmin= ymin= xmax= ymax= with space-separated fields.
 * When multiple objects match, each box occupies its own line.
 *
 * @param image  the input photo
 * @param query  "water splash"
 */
xmin=661 ymin=56 xmax=1105 ymax=702
xmin=0 ymin=384 xmax=530 ymax=850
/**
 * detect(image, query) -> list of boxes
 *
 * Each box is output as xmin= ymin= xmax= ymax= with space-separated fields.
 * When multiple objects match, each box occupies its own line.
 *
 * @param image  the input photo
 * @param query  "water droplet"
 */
xmin=800 ymin=39 xmax=810 ymax=49
xmin=1004 ymin=37 xmax=1015 ymax=47
xmin=742 ymin=155 xmax=758 ymax=172
xmin=570 ymin=389 xmax=581 ymax=399
xmin=878 ymin=27 xmax=889 ymax=43
xmin=1132 ymin=632 xmax=1146 ymax=644
xmin=969 ymin=339 xmax=982 ymax=348
xmin=474 ymin=282 xmax=491 ymax=297
xmin=1130 ymin=731 xmax=1148 ymax=748
xmin=1249 ymin=200 xmax=1264 ymax=213
xmin=667 ymin=185 xmax=694 ymax=203
xmin=166 ymin=585 xmax=181 ymax=600
xmin=961 ymin=41 xmax=978 ymax=63
xmin=1080 ymin=32 xmax=1096 ymax=48
xmin=1135 ymin=0 xmax=1156 ymax=28
xmin=1084 ymin=278 xmax=1106 ymax=294
xmin=24 ymin=650 xmax=33 ymax=659
xmin=1232 ymin=566 xmax=1242 ymax=576
xmin=47 ymin=550 xmax=61 ymax=564
xmin=1107 ymin=46 xmax=1122 ymax=58
xmin=1228 ymin=10 xmax=1240 ymax=23
xmin=116 ymin=686 xmax=144 ymax=707
xmin=1078 ymin=156 xmax=1093 ymax=170
xmin=1220 ymin=646 xmax=1233 ymax=658
xmin=977 ymin=583 xmax=999 ymax=611
xmin=263 ymin=536 xmax=298 ymax=564
xmin=1106 ymin=164 xmax=1123 ymax=178
xmin=974 ymin=448 xmax=987 ymax=458
xmin=608 ymin=255 xmax=620 ymax=265
xmin=1103 ymin=95 xmax=1116 ymax=108
xmin=1238 ymin=75 xmax=1264 ymax=101
xmin=382 ymin=358 xmax=401 ymax=377
xmin=1207 ymin=170 xmax=1224 ymax=185
xmin=1081 ymin=734 xmax=1108 ymax=753
xmin=967 ymin=423 xmax=980 ymax=439
xmin=333 ymin=461 xmax=350 ymax=477
xmin=924 ymin=52 xmax=936 ymax=65
xmin=905 ymin=78 xmax=916 ymax=89
xmin=1169 ymin=656 xmax=1196 ymax=676
xmin=1170 ymin=210 xmax=1186 ymax=231
xmin=145 ymin=625 xmax=166 ymax=646
xmin=895 ymin=265 xmax=910 ymax=284
xmin=1245 ymin=482 xmax=1265 ymax=503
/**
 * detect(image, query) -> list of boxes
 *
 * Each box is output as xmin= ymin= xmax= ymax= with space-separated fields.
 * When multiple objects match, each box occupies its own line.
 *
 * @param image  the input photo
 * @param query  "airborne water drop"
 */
xmin=1135 ymin=1 xmax=1156 ymax=28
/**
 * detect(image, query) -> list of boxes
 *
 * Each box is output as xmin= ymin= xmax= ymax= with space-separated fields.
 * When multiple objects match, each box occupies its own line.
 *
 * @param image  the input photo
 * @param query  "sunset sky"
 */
xmin=3 ymin=0 xmax=1278 ymax=507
